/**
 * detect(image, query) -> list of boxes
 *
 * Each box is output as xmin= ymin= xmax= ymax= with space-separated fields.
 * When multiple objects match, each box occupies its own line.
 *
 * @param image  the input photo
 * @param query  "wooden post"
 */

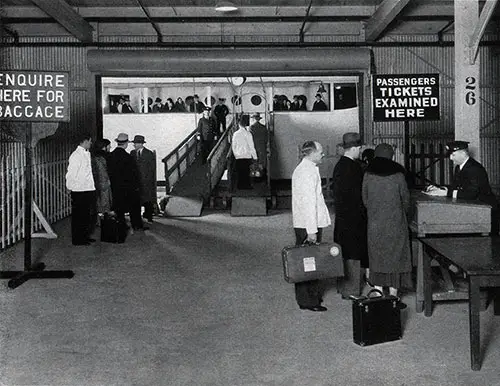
xmin=455 ymin=0 xmax=481 ymax=160
xmin=24 ymin=123 xmax=33 ymax=271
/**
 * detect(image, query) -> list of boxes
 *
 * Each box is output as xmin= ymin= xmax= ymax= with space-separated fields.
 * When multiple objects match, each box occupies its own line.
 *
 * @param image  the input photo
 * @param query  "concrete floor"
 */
xmin=0 ymin=209 xmax=499 ymax=386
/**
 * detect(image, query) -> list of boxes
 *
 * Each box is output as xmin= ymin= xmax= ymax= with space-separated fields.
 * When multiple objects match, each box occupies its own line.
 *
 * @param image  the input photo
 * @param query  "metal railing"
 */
xmin=161 ymin=128 xmax=201 ymax=193
xmin=1 ymin=141 xmax=71 ymax=250
xmin=206 ymin=117 xmax=235 ymax=193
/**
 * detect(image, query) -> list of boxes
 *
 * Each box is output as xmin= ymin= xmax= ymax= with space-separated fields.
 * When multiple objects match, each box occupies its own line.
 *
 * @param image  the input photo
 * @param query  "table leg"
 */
xmin=416 ymin=239 xmax=424 ymax=313
xmin=469 ymin=276 xmax=481 ymax=371
xmin=494 ymin=288 xmax=500 ymax=316
xmin=423 ymin=245 xmax=433 ymax=317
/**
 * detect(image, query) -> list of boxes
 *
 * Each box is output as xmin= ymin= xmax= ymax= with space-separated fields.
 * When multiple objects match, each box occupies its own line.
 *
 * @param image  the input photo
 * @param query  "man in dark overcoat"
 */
xmin=107 ymin=133 xmax=146 ymax=231
xmin=332 ymin=132 xmax=368 ymax=298
xmin=213 ymin=97 xmax=230 ymax=134
xmin=249 ymin=112 xmax=268 ymax=178
xmin=426 ymin=140 xmax=499 ymax=235
xmin=130 ymin=135 xmax=157 ymax=224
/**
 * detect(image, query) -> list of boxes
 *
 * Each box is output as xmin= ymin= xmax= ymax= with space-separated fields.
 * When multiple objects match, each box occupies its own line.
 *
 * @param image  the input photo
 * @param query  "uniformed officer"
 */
xmin=425 ymin=140 xmax=498 ymax=234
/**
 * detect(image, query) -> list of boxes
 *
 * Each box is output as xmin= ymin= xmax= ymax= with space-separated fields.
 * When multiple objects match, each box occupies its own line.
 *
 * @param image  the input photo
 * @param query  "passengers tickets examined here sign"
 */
xmin=372 ymin=74 xmax=440 ymax=121
xmin=0 ymin=70 xmax=70 ymax=122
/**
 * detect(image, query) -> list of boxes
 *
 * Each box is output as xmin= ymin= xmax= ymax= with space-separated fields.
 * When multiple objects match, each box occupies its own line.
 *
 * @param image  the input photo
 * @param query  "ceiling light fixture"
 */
xmin=215 ymin=1 xmax=238 ymax=12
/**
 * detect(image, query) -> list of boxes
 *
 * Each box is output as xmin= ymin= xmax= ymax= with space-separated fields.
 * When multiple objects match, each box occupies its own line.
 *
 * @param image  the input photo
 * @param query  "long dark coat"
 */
xmin=91 ymin=152 xmax=112 ymax=213
xmin=362 ymin=158 xmax=411 ymax=274
xmin=107 ymin=147 xmax=140 ymax=212
xmin=332 ymin=156 xmax=368 ymax=265
xmin=130 ymin=147 xmax=156 ymax=203
xmin=448 ymin=157 xmax=498 ymax=208
xmin=250 ymin=121 xmax=268 ymax=167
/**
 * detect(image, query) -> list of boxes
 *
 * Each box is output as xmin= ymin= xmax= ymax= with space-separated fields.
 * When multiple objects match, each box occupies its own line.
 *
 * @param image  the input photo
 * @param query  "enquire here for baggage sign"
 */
xmin=0 ymin=70 xmax=70 ymax=122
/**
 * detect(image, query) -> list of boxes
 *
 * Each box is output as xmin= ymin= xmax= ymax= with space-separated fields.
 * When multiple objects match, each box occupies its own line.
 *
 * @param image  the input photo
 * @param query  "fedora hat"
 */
xmin=342 ymin=132 xmax=363 ymax=149
xmin=251 ymin=112 xmax=262 ymax=120
xmin=115 ymin=133 xmax=130 ymax=143
xmin=132 ymin=135 xmax=146 ymax=144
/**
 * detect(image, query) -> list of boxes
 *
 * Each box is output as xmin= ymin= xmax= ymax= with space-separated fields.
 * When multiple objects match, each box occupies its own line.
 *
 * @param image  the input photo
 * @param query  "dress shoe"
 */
xmin=87 ymin=238 xmax=96 ymax=243
xmin=133 ymin=226 xmax=149 ymax=231
xmin=299 ymin=305 xmax=327 ymax=312
xmin=398 ymin=302 xmax=408 ymax=310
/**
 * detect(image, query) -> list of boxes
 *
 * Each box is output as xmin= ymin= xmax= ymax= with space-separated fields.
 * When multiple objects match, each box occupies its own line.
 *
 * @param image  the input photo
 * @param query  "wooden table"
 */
xmin=410 ymin=191 xmax=491 ymax=312
xmin=419 ymin=237 xmax=500 ymax=371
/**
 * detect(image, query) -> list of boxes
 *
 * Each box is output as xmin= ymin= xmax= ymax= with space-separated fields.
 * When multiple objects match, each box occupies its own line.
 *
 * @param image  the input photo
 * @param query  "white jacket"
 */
xmin=65 ymin=145 xmax=95 ymax=192
xmin=292 ymin=158 xmax=331 ymax=234
xmin=232 ymin=127 xmax=257 ymax=160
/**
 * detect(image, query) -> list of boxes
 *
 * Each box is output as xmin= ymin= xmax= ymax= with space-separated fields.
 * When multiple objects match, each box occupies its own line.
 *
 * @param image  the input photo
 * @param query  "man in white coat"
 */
xmin=66 ymin=133 xmax=96 ymax=246
xmin=291 ymin=141 xmax=331 ymax=311
xmin=231 ymin=114 xmax=257 ymax=190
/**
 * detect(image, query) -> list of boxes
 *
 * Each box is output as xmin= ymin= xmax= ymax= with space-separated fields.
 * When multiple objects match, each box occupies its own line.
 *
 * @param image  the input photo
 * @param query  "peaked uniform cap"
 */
xmin=446 ymin=141 xmax=469 ymax=153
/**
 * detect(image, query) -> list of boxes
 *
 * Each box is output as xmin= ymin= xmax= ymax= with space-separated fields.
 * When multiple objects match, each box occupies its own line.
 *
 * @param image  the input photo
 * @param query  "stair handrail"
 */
xmin=161 ymin=127 xmax=201 ymax=192
xmin=206 ymin=116 xmax=235 ymax=192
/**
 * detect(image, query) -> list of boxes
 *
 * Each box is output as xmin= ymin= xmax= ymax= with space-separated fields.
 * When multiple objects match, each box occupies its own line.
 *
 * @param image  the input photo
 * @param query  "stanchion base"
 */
xmin=0 ymin=263 xmax=74 ymax=289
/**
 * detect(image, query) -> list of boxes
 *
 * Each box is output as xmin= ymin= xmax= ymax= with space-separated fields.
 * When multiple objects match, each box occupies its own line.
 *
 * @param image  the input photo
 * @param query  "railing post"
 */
xmin=419 ymin=143 xmax=425 ymax=186
xmin=439 ymin=144 xmax=445 ymax=186
xmin=429 ymin=143 xmax=435 ymax=184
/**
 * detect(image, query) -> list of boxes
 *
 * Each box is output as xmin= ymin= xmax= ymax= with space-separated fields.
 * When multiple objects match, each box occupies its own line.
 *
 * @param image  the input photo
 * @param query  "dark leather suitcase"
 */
xmin=352 ymin=289 xmax=402 ymax=346
xmin=282 ymin=242 xmax=344 ymax=283
xmin=100 ymin=213 xmax=127 ymax=243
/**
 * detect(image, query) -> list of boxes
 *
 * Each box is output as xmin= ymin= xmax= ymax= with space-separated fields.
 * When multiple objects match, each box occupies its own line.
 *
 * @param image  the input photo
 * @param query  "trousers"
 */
xmin=294 ymin=227 xmax=323 ymax=307
xmin=71 ymin=191 xmax=96 ymax=245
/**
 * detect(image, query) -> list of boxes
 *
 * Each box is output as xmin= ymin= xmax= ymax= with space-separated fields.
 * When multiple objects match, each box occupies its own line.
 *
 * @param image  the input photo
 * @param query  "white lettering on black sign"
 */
xmin=0 ymin=70 xmax=70 ymax=122
xmin=372 ymin=74 xmax=440 ymax=121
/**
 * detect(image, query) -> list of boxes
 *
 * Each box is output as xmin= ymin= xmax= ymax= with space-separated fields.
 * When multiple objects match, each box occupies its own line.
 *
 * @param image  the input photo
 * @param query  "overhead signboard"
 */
xmin=0 ymin=70 xmax=70 ymax=122
xmin=372 ymin=73 xmax=439 ymax=121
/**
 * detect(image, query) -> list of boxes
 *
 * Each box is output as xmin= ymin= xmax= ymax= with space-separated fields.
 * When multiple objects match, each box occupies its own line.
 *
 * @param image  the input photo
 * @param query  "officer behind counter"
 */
xmin=424 ymin=140 xmax=499 ymax=235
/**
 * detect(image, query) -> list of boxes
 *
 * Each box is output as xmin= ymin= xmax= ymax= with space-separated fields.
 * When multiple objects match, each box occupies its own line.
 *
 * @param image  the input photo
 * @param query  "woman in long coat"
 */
xmin=362 ymin=143 xmax=412 ymax=297
xmin=91 ymin=138 xmax=113 ymax=214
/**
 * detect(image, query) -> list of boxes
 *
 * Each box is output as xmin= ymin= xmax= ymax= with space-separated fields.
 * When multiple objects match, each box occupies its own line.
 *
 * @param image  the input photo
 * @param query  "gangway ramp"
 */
xmin=162 ymin=123 xmax=232 ymax=216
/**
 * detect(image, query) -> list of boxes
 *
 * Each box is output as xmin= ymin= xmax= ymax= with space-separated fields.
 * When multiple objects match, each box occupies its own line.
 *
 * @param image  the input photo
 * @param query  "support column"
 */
xmin=455 ymin=0 xmax=481 ymax=160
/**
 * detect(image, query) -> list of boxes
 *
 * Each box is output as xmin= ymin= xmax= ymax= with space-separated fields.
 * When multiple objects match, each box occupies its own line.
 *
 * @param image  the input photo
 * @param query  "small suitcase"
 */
xmin=352 ymin=289 xmax=402 ymax=346
xmin=100 ymin=213 xmax=127 ymax=243
xmin=282 ymin=242 xmax=344 ymax=283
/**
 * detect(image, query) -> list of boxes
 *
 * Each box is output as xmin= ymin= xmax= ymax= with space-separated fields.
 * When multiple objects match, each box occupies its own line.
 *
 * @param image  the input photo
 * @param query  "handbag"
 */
xmin=281 ymin=241 xmax=344 ymax=283
xmin=351 ymin=289 xmax=402 ymax=346
xmin=249 ymin=162 xmax=263 ymax=178
xmin=100 ymin=213 xmax=128 ymax=244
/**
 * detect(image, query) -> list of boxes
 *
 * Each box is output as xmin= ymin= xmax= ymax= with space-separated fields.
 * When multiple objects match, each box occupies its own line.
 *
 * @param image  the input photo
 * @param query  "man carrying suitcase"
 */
xmin=291 ymin=141 xmax=331 ymax=312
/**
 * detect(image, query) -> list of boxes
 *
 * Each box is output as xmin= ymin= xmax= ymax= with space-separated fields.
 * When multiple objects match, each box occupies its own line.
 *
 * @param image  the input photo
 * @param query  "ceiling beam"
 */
xmin=135 ymin=0 xmax=163 ymax=43
xmin=469 ymin=0 xmax=499 ymax=64
xmin=29 ymin=0 xmax=94 ymax=42
xmin=364 ymin=0 xmax=411 ymax=42
xmin=5 ymin=15 xmax=469 ymax=24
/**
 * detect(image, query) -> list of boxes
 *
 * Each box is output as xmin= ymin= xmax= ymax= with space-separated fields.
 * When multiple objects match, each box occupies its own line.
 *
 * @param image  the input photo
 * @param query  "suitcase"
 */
xmin=100 ymin=213 xmax=127 ymax=243
xmin=352 ymin=289 xmax=402 ymax=346
xmin=282 ymin=242 xmax=344 ymax=283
